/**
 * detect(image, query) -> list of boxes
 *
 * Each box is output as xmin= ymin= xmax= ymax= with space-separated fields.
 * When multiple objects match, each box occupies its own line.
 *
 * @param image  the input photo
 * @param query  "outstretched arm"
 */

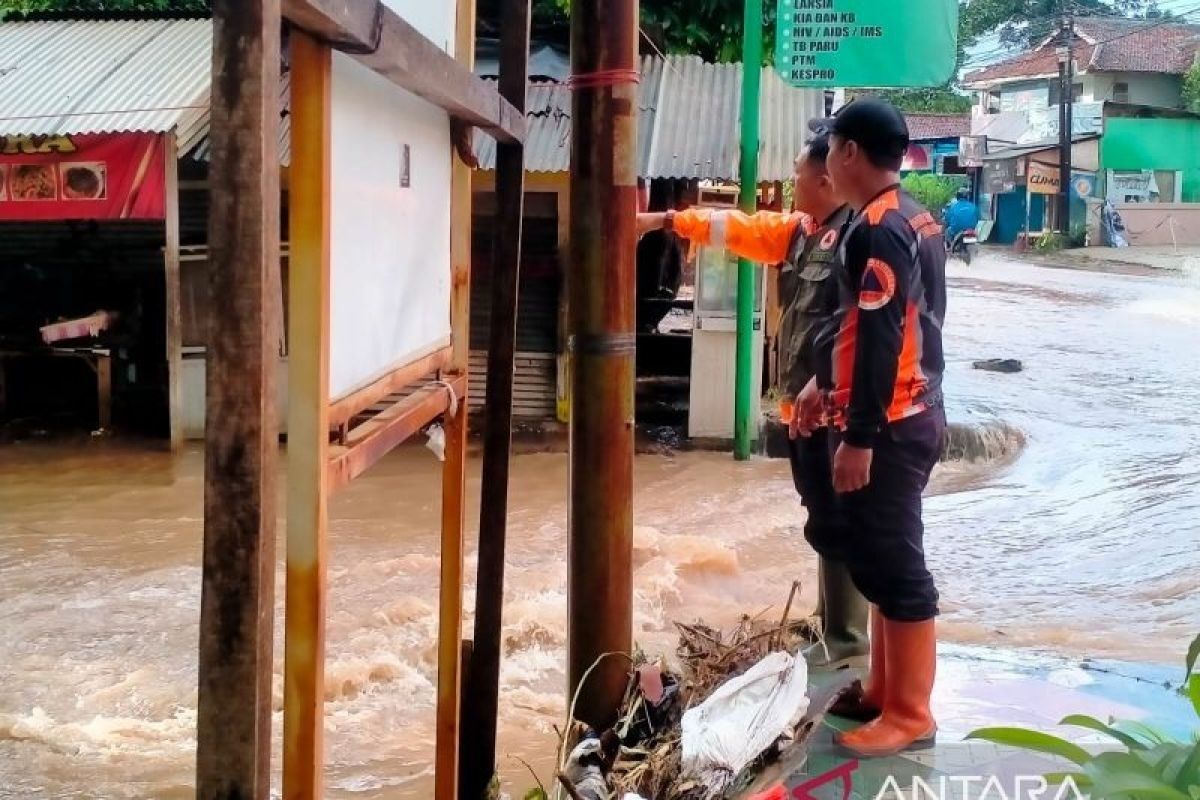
xmin=637 ymin=208 xmax=807 ymax=265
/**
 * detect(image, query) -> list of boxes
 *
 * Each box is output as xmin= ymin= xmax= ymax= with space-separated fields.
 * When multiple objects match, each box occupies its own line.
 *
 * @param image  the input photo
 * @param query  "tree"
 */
xmin=1184 ymin=60 xmax=1200 ymax=114
xmin=961 ymin=0 xmax=1169 ymax=50
xmin=0 ymin=0 xmax=207 ymax=17
xmin=528 ymin=0 xmax=776 ymax=64
xmin=862 ymin=88 xmax=973 ymax=114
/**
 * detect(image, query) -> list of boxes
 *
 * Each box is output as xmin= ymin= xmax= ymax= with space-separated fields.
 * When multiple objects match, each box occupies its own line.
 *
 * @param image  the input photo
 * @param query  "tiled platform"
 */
xmin=741 ymin=645 xmax=1195 ymax=800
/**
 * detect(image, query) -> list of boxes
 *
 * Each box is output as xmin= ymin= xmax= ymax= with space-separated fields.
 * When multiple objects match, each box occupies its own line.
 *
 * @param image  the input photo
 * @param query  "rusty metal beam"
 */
xmin=460 ymin=0 xmax=530 ymax=794
xmin=282 ymin=30 xmax=332 ymax=800
xmin=195 ymin=0 xmax=281 ymax=797
xmin=326 ymin=346 xmax=451 ymax=431
xmin=281 ymin=0 xmax=525 ymax=144
xmin=567 ymin=0 xmax=637 ymax=728
xmin=326 ymin=376 xmax=467 ymax=492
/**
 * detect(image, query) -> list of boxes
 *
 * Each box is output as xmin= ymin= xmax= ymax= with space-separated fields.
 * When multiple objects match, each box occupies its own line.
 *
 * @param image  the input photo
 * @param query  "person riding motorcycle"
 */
xmin=943 ymin=188 xmax=980 ymax=250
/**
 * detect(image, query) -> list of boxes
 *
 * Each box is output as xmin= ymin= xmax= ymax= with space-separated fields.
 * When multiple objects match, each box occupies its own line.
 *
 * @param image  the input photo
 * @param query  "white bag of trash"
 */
xmin=680 ymin=650 xmax=810 ymax=788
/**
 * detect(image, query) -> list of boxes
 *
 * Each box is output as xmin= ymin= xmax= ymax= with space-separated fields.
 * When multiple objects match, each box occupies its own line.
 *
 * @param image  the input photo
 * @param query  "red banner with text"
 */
xmin=0 ymin=132 xmax=166 ymax=221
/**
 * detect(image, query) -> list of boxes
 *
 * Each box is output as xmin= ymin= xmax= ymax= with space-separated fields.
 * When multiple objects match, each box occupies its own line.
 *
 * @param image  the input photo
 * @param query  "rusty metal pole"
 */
xmin=566 ymin=0 xmax=637 ymax=728
xmin=282 ymin=29 xmax=332 ymax=800
xmin=195 ymin=0 xmax=280 ymax=797
xmin=460 ymin=0 xmax=530 ymax=794
xmin=436 ymin=0 xmax=476 ymax=796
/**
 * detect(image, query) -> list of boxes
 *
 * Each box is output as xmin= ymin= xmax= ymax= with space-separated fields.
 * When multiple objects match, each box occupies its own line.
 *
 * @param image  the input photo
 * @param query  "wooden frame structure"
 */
xmin=197 ymin=1 xmax=526 ymax=798
xmin=164 ymin=131 xmax=183 ymax=449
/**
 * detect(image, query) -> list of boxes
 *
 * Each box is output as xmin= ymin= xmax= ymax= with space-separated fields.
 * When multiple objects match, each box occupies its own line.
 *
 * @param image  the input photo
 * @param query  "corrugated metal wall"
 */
xmin=469 ymin=190 xmax=560 ymax=419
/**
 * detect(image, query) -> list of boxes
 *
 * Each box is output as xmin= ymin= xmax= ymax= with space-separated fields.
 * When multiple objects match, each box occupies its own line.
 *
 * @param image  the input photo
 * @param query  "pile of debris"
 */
xmin=553 ymin=585 xmax=827 ymax=800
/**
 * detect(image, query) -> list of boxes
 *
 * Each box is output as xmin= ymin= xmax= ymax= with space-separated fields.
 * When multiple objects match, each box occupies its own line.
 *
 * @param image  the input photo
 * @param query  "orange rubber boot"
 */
xmin=835 ymin=617 xmax=937 ymax=757
xmin=828 ymin=605 xmax=885 ymax=721
xmin=746 ymin=784 xmax=786 ymax=800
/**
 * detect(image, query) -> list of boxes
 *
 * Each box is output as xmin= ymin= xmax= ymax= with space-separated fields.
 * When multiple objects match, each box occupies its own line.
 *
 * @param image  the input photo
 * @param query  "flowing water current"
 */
xmin=1 ymin=256 xmax=1198 ymax=797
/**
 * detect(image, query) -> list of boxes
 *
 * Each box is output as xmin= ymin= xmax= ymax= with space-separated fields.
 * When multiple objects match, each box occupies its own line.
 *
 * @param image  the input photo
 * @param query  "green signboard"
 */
xmin=775 ymin=0 xmax=959 ymax=88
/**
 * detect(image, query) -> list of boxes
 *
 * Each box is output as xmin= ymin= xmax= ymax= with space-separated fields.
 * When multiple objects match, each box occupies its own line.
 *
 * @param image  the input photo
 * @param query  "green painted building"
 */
xmin=1101 ymin=116 xmax=1200 ymax=202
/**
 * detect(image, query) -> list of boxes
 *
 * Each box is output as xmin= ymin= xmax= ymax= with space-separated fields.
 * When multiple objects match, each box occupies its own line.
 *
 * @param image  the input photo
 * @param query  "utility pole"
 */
xmin=1057 ymin=11 xmax=1074 ymax=235
xmin=1063 ymin=12 xmax=1075 ymax=238
xmin=734 ymin=0 xmax=763 ymax=461
xmin=460 ymin=0 xmax=530 ymax=794
xmin=566 ymin=0 xmax=637 ymax=729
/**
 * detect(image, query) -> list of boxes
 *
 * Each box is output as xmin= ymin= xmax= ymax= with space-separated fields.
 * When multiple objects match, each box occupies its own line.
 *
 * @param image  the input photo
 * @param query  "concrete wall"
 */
xmin=979 ymin=73 xmax=1183 ymax=115
xmin=1085 ymin=72 xmax=1183 ymax=108
xmin=183 ymin=354 xmax=289 ymax=439
xmin=1114 ymin=203 xmax=1200 ymax=246
xmin=1102 ymin=117 xmax=1200 ymax=201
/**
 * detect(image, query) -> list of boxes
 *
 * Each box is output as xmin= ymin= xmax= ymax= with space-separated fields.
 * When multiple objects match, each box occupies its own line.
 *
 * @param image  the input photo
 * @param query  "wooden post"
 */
xmin=436 ymin=0 xmax=475 ymax=797
xmin=282 ymin=30 xmax=332 ymax=800
xmin=567 ymin=0 xmax=637 ymax=728
xmin=461 ymin=0 xmax=530 ymax=794
xmin=164 ymin=132 xmax=183 ymax=449
xmin=555 ymin=178 xmax=571 ymax=424
xmin=96 ymin=352 xmax=113 ymax=431
xmin=195 ymin=1 xmax=281 ymax=797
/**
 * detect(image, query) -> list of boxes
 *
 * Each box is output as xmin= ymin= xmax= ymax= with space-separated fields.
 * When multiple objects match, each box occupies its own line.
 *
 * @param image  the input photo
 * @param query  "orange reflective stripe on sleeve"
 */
xmin=887 ymin=301 xmax=928 ymax=419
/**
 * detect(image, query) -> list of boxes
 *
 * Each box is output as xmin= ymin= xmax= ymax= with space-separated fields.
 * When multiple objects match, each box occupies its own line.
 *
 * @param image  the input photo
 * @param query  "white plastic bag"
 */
xmin=680 ymin=650 xmax=810 ymax=786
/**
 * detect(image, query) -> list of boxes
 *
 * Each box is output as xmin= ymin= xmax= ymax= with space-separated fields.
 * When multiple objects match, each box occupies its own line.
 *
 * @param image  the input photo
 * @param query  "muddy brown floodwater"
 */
xmin=2 ymin=256 xmax=1198 ymax=797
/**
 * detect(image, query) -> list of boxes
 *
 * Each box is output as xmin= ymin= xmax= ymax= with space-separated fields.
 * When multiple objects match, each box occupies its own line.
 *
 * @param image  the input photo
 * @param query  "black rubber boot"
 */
xmin=803 ymin=558 xmax=870 ymax=671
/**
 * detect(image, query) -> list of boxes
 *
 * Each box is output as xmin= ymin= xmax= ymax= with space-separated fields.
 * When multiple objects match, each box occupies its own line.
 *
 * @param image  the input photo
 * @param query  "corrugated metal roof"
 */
xmin=906 ymin=113 xmax=971 ymax=142
xmin=472 ymin=81 xmax=572 ymax=174
xmin=473 ymin=55 xmax=824 ymax=181
xmin=0 ymin=19 xmax=211 ymax=146
xmin=187 ymin=72 xmax=292 ymax=166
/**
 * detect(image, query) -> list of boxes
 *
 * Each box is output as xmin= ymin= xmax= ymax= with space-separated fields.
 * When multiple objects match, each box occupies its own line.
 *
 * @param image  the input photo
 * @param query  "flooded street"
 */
xmin=2 ymin=256 xmax=1198 ymax=797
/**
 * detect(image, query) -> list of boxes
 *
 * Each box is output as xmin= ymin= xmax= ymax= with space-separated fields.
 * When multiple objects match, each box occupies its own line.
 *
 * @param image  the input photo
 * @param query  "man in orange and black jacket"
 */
xmin=637 ymin=134 xmax=871 ymax=674
xmin=797 ymin=98 xmax=948 ymax=758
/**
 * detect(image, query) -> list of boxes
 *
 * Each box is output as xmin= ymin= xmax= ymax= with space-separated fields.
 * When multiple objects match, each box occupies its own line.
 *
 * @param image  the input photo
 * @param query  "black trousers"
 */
xmin=787 ymin=427 xmax=852 ymax=564
xmin=829 ymin=408 xmax=945 ymax=622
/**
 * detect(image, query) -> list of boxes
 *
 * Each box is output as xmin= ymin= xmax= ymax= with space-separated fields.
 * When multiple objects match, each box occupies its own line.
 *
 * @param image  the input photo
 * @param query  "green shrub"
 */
xmin=1183 ymin=62 xmax=1200 ymax=115
xmin=901 ymin=174 xmax=966 ymax=216
xmin=968 ymin=633 xmax=1200 ymax=799
xmin=1033 ymin=231 xmax=1068 ymax=252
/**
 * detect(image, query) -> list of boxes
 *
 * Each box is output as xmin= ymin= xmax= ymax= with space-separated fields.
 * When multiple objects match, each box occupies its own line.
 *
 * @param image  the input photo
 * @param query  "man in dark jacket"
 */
xmin=637 ymin=135 xmax=870 ymax=672
xmin=799 ymin=98 xmax=948 ymax=758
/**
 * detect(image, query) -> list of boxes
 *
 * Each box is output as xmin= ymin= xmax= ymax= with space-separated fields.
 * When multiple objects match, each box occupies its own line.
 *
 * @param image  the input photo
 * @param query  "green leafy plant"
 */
xmin=855 ymin=87 xmax=973 ymax=114
xmin=0 ymin=0 xmax=208 ymax=17
xmin=1183 ymin=61 xmax=1200 ymax=115
xmin=968 ymin=633 xmax=1200 ymax=800
xmin=901 ymin=174 xmax=965 ymax=216
xmin=1033 ymin=231 xmax=1068 ymax=252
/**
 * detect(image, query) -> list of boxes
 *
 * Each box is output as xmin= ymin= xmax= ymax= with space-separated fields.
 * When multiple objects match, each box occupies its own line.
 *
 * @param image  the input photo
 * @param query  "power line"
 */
xmin=961 ymin=2 xmax=1200 ymax=75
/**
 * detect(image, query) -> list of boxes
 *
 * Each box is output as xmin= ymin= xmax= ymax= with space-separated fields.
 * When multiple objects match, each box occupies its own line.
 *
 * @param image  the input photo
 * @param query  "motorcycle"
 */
xmin=947 ymin=229 xmax=979 ymax=266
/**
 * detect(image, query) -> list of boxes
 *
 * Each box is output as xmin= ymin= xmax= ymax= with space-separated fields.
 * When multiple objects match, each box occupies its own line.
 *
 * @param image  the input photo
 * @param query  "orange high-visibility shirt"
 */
xmin=673 ymin=208 xmax=813 ymax=265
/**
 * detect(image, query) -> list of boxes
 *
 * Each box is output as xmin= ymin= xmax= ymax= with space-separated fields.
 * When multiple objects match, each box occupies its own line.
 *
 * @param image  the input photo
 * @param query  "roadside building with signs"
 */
xmin=901 ymin=113 xmax=973 ymax=176
xmin=964 ymin=15 xmax=1200 ymax=246
xmin=0 ymin=18 xmax=222 ymax=446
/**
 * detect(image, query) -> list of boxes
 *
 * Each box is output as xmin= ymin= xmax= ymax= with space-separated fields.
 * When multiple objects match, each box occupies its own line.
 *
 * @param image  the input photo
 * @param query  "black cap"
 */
xmin=808 ymin=97 xmax=910 ymax=160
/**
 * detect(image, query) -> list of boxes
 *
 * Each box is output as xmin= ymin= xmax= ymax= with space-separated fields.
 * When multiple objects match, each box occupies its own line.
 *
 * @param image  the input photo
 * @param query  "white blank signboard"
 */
xmin=328 ymin=49 xmax=453 ymax=400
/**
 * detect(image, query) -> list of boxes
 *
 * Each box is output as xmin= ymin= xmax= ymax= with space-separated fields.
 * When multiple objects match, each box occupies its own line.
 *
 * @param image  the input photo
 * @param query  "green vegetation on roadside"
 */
xmin=969 ymin=633 xmax=1200 ymax=800
xmin=902 ymin=174 xmax=967 ymax=217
